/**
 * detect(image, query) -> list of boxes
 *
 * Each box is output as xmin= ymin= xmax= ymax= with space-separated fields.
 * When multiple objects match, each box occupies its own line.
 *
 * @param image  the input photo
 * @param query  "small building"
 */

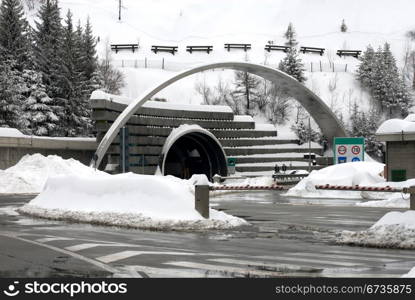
xmin=376 ymin=114 xmax=415 ymax=181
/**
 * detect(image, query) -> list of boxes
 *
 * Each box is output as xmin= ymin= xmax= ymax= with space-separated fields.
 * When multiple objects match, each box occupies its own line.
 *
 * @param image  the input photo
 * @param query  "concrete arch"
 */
xmin=160 ymin=126 xmax=227 ymax=179
xmin=90 ymin=61 xmax=347 ymax=169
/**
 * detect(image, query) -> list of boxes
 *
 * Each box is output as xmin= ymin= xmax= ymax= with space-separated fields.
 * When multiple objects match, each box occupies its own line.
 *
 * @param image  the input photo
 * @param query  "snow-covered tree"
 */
xmin=81 ymin=17 xmax=97 ymax=82
xmin=0 ymin=60 xmax=23 ymax=129
xmin=284 ymin=22 xmax=298 ymax=47
xmin=232 ymin=70 xmax=261 ymax=113
xmin=357 ymin=43 xmax=411 ymax=117
xmin=356 ymin=45 xmax=375 ymax=88
xmin=278 ymin=47 xmax=306 ymax=83
xmin=340 ymin=19 xmax=347 ymax=33
xmin=33 ymin=0 xmax=65 ymax=99
xmin=21 ymin=69 xmax=60 ymax=135
xmin=348 ymin=103 xmax=383 ymax=159
xmin=0 ymin=0 xmax=31 ymax=69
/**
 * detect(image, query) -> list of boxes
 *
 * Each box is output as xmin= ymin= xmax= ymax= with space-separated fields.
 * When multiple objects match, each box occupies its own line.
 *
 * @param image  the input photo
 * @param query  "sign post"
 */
xmin=227 ymin=157 xmax=236 ymax=175
xmin=333 ymin=137 xmax=364 ymax=164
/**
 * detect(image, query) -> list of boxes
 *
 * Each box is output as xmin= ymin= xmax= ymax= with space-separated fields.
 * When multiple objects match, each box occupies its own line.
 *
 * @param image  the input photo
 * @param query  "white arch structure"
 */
xmin=90 ymin=61 xmax=347 ymax=169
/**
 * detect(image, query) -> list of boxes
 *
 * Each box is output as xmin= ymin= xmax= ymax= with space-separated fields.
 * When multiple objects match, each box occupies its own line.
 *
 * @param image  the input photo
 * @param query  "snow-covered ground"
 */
xmin=338 ymin=211 xmax=415 ymax=250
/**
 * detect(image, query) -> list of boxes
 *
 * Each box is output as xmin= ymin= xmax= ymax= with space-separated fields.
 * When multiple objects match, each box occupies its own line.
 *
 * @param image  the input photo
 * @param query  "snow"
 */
xmin=376 ymin=114 xmax=415 ymax=134
xmin=284 ymin=162 xmax=385 ymax=199
xmin=233 ymin=115 xmax=254 ymax=122
xmin=338 ymin=211 xmax=415 ymax=249
xmin=0 ymin=128 xmax=25 ymax=137
xmin=18 ymin=173 xmax=247 ymax=230
xmin=403 ymin=267 xmax=415 ymax=278
xmin=91 ymin=89 xmax=233 ymax=112
xmin=0 ymin=154 xmax=107 ymax=194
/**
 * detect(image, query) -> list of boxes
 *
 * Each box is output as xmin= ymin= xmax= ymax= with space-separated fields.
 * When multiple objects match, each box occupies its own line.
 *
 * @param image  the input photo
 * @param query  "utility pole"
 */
xmin=118 ymin=0 xmax=122 ymax=21
xmin=308 ymin=117 xmax=311 ymax=173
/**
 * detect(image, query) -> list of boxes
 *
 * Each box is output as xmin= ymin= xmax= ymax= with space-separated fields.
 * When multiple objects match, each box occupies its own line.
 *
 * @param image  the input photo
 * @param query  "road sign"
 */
xmin=334 ymin=137 xmax=364 ymax=164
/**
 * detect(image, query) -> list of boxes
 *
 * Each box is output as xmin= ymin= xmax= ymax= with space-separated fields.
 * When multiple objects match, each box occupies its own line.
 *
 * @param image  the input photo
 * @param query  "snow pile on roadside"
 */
xmin=0 ymin=154 xmax=107 ymax=194
xmin=403 ymin=267 xmax=415 ymax=278
xmin=337 ymin=211 xmax=415 ymax=249
xmin=18 ymin=173 xmax=247 ymax=230
xmin=356 ymin=179 xmax=415 ymax=208
xmin=284 ymin=162 xmax=385 ymax=199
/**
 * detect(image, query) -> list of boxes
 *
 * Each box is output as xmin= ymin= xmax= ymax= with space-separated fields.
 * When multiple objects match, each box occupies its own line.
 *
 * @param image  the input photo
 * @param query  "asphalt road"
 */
xmin=0 ymin=192 xmax=414 ymax=278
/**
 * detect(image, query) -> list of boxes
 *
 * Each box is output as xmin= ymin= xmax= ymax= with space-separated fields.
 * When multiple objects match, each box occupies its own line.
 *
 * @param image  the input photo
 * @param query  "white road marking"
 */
xmin=0 ymin=231 xmax=123 ymax=276
xmin=35 ymin=237 xmax=74 ymax=243
xmin=96 ymin=251 xmax=195 ymax=263
xmin=65 ymin=243 xmax=110 ymax=252
xmin=286 ymin=252 xmax=396 ymax=263
xmin=64 ymin=243 xmax=138 ymax=252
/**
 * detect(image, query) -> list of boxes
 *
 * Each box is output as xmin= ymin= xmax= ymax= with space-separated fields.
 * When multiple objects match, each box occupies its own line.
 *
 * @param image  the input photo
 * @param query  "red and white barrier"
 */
xmin=314 ymin=184 xmax=404 ymax=193
xmin=211 ymin=184 xmax=285 ymax=191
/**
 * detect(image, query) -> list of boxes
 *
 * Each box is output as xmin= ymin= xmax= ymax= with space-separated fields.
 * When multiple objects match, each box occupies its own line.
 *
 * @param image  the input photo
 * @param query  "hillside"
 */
xmin=22 ymin=0 xmax=415 ymax=134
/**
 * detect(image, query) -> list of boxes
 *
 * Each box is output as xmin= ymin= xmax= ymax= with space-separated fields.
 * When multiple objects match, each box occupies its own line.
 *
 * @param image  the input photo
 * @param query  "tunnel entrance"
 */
xmin=163 ymin=132 xmax=227 ymax=180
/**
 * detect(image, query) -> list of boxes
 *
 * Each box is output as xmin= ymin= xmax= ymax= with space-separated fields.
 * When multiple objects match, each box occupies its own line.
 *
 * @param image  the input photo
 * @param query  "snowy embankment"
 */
xmin=284 ymin=162 xmax=385 ymax=199
xmin=337 ymin=211 xmax=415 ymax=250
xmin=10 ymin=154 xmax=246 ymax=230
xmin=284 ymin=162 xmax=413 ymax=208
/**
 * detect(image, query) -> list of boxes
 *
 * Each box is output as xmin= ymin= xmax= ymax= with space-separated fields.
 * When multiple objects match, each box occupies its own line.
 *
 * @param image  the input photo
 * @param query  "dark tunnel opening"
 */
xmin=163 ymin=132 xmax=227 ymax=180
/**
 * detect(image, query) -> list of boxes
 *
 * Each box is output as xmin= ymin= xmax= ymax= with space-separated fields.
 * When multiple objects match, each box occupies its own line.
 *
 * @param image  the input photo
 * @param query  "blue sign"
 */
xmin=351 ymin=157 xmax=361 ymax=162
xmin=338 ymin=156 xmax=347 ymax=164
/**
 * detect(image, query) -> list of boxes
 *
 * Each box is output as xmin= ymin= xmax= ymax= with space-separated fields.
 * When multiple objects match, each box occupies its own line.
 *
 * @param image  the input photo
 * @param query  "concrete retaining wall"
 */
xmin=0 ymin=136 xmax=97 ymax=169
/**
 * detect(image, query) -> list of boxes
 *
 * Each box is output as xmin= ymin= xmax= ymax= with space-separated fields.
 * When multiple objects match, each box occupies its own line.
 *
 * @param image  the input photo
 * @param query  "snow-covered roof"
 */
xmin=376 ymin=114 xmax=415 ymax=141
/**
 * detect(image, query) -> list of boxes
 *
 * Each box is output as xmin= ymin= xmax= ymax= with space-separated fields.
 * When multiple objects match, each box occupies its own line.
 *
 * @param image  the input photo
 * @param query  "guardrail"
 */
xmin=315 ymin=184 xmax=415 ymax=210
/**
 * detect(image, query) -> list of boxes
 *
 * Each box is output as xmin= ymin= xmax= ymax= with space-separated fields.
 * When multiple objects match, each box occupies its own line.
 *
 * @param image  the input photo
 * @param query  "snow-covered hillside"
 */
xmin=23 ymin=0 xmax=415 ymax=125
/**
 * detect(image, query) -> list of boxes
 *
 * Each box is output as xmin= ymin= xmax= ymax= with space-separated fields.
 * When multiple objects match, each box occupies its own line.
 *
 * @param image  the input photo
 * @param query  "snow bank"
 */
xmin=18 ymin=173 xmax=247 ymax=230
xmin=284 ymin=162 xmax=385 ymax=199
xmin=356 ymin=179 xmax=415 ymax=208
xmin=403 ymin=267 xmax=415 ymax=278
xmin=0 ymin=154 xmax=107 ymax=194
xmin=338 ymin=211 xmax=415 ymax=249
xmin=376 ymin=114 xmax=415 ymax=134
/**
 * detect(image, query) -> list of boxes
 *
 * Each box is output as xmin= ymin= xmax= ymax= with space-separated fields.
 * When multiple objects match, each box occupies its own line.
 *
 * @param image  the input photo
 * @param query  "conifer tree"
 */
xmin=278 ymin=47 xmax=306 ymax=83
xmin=0 ymin=60 xmax=23 ymax=129
xmin=284 ymin=22 xmax=298 ymax=47
xmin=0 ymin=0 xmax=30 ymax=69
xmin=21 ymin=69 xmax=59 ymax=135
xmin=340 ymin=19 xmax=347 ymax=33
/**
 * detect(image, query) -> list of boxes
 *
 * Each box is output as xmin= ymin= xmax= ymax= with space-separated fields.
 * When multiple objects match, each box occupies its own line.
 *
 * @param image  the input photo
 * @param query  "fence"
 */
xmin=112 ymin=58 xmax=351 ymax=73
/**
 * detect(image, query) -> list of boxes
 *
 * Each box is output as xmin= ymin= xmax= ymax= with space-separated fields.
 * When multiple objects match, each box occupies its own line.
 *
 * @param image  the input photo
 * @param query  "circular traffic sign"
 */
xmin=351 ymin=145 xmax=361 ymax=155
xmin=338 ymin=145 xmax=347 ymax=155
xmin=351 ymin=157 xmax=361 ymax=162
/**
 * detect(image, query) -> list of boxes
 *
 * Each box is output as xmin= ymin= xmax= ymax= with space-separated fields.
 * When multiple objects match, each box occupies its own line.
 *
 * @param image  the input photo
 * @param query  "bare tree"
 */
xmin=96 ymin=38 xmax=125 ymax=94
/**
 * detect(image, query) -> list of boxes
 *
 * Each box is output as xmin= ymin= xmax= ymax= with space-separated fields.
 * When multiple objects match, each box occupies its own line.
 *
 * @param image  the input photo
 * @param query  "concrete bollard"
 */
xmin=195 ymin=185 xmax=210 ymax=219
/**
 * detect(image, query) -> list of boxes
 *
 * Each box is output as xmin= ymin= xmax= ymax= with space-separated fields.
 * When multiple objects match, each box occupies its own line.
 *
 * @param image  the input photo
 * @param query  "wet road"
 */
xmin=0 ymin=192 xmax=414 ymax=278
